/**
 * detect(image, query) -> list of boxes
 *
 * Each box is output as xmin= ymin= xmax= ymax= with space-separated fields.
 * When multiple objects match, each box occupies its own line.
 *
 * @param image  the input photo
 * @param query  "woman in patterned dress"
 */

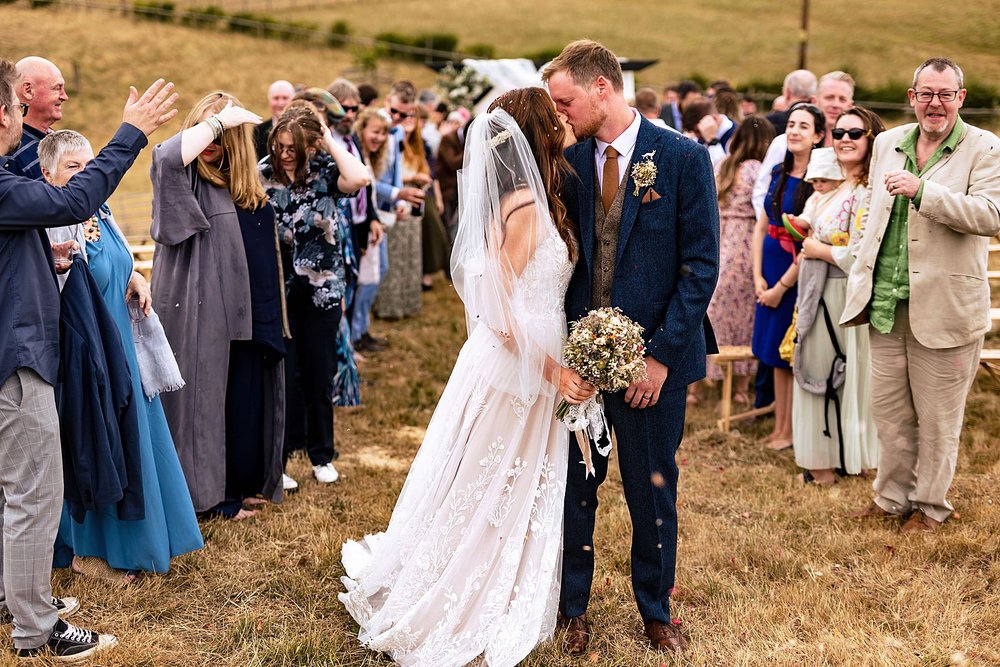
xmin=258 ymin=107 xmax=369 ymax=486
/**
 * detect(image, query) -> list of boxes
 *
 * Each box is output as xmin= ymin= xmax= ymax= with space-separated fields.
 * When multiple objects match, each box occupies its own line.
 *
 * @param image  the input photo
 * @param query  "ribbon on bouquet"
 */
xmin=561 ymin=395 xmax=614 ymax=478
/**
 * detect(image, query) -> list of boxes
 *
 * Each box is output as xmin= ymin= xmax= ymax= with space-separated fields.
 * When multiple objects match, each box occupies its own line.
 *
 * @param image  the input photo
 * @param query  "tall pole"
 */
xmin=798 ymin=0 xmax=810 ymax=70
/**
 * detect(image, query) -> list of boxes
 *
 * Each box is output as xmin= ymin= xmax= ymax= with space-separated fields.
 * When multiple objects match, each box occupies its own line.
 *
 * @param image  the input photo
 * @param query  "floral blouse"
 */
xmin=260 ymin=154 xmax=353 ymax=310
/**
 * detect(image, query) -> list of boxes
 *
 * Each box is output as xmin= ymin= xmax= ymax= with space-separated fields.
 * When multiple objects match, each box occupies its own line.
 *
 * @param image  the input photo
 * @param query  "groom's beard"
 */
xmin=570 ymin=102 xmax=608 ymax=141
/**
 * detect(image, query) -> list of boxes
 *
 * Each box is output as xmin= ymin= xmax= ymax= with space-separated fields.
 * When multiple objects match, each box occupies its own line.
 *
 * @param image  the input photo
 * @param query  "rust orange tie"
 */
xmin=601 ymin=146 xmax=619 ymax=215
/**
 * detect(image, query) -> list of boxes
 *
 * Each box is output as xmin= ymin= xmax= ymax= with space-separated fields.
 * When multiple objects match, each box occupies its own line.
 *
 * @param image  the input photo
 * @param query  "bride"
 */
xmin=339 ymin=88 xmax=595 ymax=666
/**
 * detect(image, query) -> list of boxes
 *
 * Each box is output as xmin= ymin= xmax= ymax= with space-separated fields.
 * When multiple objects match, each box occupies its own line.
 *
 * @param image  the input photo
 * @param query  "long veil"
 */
xmin=450 ymin=107 xmax=561 ymax=403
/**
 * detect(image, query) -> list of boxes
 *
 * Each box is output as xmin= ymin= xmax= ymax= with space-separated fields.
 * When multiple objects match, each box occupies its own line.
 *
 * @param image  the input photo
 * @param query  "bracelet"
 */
xmin=778 ymin=279 xmax=794 ymax=289
xmin=205 ymin=115 xmax=224 ymax=139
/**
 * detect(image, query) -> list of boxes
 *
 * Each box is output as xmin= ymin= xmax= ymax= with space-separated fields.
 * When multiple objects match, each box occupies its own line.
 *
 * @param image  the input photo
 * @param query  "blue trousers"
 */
xmin=560 ymin=386 xmax=687 ymax=624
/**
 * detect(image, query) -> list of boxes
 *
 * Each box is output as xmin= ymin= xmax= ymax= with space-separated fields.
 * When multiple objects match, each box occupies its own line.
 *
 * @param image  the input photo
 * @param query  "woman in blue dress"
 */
xmin=40 ymin=130 xmax=203 ymax=580
xmin=751 ymin=103 xmax=825 ymax=451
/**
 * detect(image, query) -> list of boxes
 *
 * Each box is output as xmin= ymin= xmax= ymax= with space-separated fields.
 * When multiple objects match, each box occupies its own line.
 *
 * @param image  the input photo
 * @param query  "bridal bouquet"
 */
xmin=556 ymin=307 xmax=647 ymax=477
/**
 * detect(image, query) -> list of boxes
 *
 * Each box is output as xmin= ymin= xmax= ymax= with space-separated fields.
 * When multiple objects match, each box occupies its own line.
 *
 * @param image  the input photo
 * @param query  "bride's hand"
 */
xmin=559 ymin=367 xmax=595 ymax=405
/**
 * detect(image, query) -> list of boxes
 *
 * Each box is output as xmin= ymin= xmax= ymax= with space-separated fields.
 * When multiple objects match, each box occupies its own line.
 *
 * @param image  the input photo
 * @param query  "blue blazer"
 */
xmin=0 ymin=123 xmax=148 ymax=387
xmin=564 ymin=117 xmax=720 ymax=391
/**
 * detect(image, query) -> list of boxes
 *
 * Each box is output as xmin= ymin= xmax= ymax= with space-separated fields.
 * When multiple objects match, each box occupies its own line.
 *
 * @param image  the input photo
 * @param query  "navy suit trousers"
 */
xmin=560 ymin=386 xmax=687 ymax=623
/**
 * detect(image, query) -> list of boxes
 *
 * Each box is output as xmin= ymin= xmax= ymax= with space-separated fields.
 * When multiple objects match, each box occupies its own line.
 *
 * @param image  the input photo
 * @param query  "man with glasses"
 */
xmin=843 ymin=57 xmax=1000 ymax=533
xmin=0 ymin=58 xmax=178 ymax=660
xmin=9 ymin=57 xmax=67 ymax=179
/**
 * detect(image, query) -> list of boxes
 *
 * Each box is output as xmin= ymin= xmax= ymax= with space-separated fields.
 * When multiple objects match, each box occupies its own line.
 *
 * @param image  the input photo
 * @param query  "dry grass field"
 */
xmin=0 ymin=283 xmax=998 ymax=666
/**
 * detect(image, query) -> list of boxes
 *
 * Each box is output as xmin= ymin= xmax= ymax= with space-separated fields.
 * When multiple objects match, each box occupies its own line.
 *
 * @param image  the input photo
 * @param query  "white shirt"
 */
xmin=595 ymin=109 xmax=642 ymax=191
xmin=706 ymin=115 xmax=735 ymax=167
xmin=752 ymin=133 xmax=788 ymax=219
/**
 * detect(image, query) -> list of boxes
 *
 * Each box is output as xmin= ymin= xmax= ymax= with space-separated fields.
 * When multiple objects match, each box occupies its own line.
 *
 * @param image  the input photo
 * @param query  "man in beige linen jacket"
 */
xmin=841 ymin=57 xmax=1000 ymax=532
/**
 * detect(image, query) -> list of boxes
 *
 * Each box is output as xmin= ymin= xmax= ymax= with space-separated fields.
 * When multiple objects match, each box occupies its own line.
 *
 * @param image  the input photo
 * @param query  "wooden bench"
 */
xmin=129 ymin=241 xmax=156 ymax=280
xmin=709 ymin=345 xmax=774 ymax=431
xmin=980 ymin=348 xmax=1000 ymax=385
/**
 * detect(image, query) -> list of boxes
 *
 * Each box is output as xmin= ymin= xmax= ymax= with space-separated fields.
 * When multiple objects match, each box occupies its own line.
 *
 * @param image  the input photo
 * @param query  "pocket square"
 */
xmin=641 ymin=189 xmax=662 ymax=204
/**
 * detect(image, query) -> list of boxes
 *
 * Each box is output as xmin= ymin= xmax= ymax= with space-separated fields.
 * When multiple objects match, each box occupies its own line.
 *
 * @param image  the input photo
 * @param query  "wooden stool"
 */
xmin=710 ymin=345 xmax=774 ymax=431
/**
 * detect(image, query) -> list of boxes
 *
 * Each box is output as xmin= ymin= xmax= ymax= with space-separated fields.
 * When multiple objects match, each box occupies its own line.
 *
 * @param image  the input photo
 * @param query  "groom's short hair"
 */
xmin=542 ymin=40 xmax=623 ymax=92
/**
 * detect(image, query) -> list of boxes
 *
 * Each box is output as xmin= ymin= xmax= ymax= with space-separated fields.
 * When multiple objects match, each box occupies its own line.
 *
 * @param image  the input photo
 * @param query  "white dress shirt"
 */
xmin=752 ymin=133 xmax=788 ymax=218
xmin=595 ymin=109 xmax=643 ymax=191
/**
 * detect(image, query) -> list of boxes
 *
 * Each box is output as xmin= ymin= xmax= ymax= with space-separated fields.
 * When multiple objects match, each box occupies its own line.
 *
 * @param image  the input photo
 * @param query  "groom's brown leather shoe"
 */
xmin=559 ymin=614 xmax=590 ymax=656
xmin=644 ymin=620 xmax=687 ymax=652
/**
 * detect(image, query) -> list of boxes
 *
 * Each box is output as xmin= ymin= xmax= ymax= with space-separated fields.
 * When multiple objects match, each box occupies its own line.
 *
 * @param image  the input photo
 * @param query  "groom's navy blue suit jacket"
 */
xmin=563 ymin=117 xmax=719 ymax=390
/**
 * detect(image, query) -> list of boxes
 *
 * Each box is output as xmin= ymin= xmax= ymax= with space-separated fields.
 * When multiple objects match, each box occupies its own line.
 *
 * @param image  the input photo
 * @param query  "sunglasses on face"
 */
xmin=390 ymin=107 xmax=414 ymax=120
xmin=210 ymin=136 xmax=223 ymax=147
xmin=341 ymin=104 xmax=359 ymax=114
xmin=913 ymin=90 xmax=959 ymax=103
xmin=832 ymin=127 xmax=872 ymax=141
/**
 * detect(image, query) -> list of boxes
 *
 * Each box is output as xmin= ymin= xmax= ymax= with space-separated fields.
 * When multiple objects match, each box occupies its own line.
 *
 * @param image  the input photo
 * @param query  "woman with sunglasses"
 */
xmin=151 ymin=92 xmax=289 ymax=521
xmin=751 ymin=102 xmax=825 ymax=451
xmin=791 ymin=106 xmax=885 ymax=485
xmin=259 ymin=106 xmax=369 ymax=488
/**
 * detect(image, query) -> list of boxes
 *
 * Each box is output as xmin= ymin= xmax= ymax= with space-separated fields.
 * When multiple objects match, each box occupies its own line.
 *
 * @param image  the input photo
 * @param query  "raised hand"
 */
xmin=123 ymin=79 xmax=179 ymax=137
xmin=214 ymin=100 xmax=262 ymax=129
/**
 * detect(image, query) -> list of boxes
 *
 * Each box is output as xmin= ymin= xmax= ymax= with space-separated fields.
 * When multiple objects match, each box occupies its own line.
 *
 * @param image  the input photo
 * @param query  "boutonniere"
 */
xmin=631 ymin=151 xmax=657 ymax=196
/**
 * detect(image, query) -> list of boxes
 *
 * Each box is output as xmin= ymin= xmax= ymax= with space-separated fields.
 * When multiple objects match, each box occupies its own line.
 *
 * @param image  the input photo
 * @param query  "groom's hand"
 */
xmin=625 ymin=356 xmax=668 ymax=409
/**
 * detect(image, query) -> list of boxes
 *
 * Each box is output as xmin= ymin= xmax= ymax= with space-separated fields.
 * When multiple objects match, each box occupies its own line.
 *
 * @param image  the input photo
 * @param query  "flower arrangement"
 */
xmin=557 ymin=307 xmax=648 ymax=476
xmin=435 ymin=64 xmax=492 ymax=111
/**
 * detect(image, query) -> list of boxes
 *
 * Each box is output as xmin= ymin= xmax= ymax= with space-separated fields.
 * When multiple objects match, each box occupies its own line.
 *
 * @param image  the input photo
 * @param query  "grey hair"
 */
xmin=783 ymin=69 xmax=817 ymax=100
xmin=327 ymin=78 xmax=359 ymax=103
xmin=913 ymin=57 xmax=964 ymax=89
xmin=38 ymin=129 xmax=91 ymax=175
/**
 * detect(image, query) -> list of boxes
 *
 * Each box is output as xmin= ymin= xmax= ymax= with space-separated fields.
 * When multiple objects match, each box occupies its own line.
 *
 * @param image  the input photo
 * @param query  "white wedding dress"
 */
xmin=340 ymin=109 xmax=573 ymax=667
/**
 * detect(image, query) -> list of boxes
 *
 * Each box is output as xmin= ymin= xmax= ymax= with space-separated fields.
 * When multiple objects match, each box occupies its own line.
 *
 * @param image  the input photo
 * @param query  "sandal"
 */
xmin=799 ymin=470 xmax=837 ymax=487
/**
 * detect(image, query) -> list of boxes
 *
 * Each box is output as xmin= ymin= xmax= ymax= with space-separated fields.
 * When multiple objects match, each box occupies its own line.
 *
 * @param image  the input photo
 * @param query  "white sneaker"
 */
xmin=313 ymin=463 xmax=340 ymax=484
xmin=282 ymin=473 xmax=299 ymax=492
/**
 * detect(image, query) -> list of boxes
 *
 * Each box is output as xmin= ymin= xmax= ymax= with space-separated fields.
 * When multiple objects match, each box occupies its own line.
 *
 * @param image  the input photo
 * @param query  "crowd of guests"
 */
xmin=0 ymin=54 xmax=473 ymax=660
xmin=670 ymin=60 xmax=999 ymax=530
xmin=0 ymin=51 xmax=997 ymax=661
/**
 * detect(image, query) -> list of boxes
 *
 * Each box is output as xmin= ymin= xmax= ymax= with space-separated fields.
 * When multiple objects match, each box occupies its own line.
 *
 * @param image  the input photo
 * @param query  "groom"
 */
xmin=544 ymin=40 xmax=719 ymax=653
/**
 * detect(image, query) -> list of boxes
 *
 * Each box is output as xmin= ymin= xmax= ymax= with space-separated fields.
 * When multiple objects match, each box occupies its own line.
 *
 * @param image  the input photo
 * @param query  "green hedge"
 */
xmin=181 ymin=5 xmax=225 ymax=28
xmin=133 ymin=0 xmax=174 ymax=22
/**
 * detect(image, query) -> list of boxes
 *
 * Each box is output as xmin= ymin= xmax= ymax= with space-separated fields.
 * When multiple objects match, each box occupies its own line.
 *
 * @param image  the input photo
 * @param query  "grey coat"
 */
xmin=150 ymin=133 xmax=285 ymax=511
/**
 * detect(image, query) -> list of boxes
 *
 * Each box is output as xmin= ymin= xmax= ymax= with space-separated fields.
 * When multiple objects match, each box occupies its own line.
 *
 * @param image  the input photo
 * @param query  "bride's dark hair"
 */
xmin=488 ymin=88 xmax=578 ymax=263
